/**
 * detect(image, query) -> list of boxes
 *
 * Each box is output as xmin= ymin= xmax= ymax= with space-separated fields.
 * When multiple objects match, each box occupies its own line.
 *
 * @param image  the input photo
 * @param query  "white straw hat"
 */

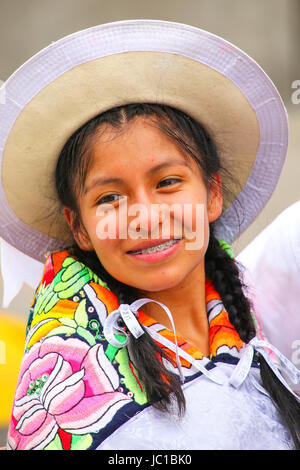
xmin=0 ymin=19 xmax=288 ymax=262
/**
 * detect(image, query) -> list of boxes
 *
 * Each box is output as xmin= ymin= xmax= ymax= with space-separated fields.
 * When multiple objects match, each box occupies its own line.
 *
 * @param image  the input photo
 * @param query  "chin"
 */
xmin=135 ymin=273 xmax=186 ymax=293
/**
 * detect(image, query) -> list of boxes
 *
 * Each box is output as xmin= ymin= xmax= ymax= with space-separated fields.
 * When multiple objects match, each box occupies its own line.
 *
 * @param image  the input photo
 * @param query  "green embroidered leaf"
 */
xmin=59 ymin=317 xmax=77 ymax=328
xmin=44 ymin=432 xmax=63 ymax=450
xmin=33 ymin=269 xmax=65 ymax=317
xmin=51 ymin=268 xmax=64 ymax=289
xmin=74 ymin=299 xmax=88 ymax=328
xmin=77 ymin=326 xmax=96 ymax=346
xmin=86 ymin=267 xmax=109 ymax=289
xmin=105 ymin=343 xmax=119 ymax=361
xmin=33 ymin=282 xmax=56 ymax=317
xmin=70 ymin=433 xmax=93 ymax=450
xmin=104 ymin=334 xmax=127 ymax=361
xmin=55 ymin=273 xmax=92 ymax=299
xmin=62 ymin=256 xmax=78 ymax=267
xmin=32 ymin=285 xmax=46 ymax=318
xmin=54 ymin=268 xmax=89 ymax=293
xmin=45 ymin=325 xmax=75 ymax=338
xmin=44 ymin=292 xmax=60 ymax=314
xmin=61 ymin=260 xmax=86 ymax=282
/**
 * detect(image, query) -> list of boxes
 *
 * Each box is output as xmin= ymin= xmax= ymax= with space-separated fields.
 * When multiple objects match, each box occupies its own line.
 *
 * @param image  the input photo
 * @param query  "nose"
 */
xmin=127 ymin=190 xmax=167 ymax=239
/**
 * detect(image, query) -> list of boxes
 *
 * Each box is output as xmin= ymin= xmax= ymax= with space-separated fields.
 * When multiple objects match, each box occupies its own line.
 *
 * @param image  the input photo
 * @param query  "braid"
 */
xmin=205 ymin=225 xmax=256 ymax=343
xmin=205 ymin=225 xmax=300 ymax=449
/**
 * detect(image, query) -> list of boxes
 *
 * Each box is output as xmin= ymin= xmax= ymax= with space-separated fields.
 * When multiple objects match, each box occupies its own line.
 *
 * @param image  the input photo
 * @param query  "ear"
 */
xmin=63 ymin=207 xmax=94 ymax=251
xmin=208 ymin=173 xmax=223 ymax=223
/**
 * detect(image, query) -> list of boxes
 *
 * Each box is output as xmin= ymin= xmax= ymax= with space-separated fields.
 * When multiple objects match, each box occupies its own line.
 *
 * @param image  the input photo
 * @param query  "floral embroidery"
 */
xmin=45 ymin=298 xmax=98 ymax=346
xmin=31 ymin=256 xmax=108 ymax=321
xmin=8 ymin=337 xmax=132 ymax=450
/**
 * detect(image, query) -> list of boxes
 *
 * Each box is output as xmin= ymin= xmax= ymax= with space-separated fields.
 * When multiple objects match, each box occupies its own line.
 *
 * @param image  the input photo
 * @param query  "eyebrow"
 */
xmin=84 ymin=158 xmax=192 ymax=195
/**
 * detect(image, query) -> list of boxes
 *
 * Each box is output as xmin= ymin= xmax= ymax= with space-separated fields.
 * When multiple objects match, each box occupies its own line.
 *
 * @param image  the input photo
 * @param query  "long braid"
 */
xmin=205 ymin=225 xmax=300 ymax=449
xmin=205 ymin=225 xmax=256 ymax=342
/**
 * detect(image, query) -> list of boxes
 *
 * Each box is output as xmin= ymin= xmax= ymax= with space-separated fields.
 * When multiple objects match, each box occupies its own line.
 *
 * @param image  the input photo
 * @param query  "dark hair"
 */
xmin=55 ymin=103 xmax=300 ymax=448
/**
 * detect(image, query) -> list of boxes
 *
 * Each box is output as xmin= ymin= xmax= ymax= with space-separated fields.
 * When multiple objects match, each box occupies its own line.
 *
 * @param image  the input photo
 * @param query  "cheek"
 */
xmin=94 ymin=237 xmax=119 ymax=261
xmin=178 ymin=190 xmax=209 ymax=249
xmin=81 ymin=209 xmax=121 ymax=263
xmin=93 ymin=209 xmax=118 ymax=240
xmin=93 ymin=238 xmax=125 ymax=283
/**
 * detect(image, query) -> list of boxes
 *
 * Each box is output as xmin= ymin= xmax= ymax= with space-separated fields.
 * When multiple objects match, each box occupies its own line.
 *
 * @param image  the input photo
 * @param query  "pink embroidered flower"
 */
xmin=8 ymin=337 xmax=132 ymax=450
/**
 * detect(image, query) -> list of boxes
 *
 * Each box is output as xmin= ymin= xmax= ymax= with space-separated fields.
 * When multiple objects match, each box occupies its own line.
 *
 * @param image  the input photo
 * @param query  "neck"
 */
xmin=137 ymin=262 xmax=210 ymax=355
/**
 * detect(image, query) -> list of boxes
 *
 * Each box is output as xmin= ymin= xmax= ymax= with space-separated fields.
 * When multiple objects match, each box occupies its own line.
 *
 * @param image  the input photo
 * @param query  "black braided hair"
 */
xmin=205 ymin=224 xmax=300 ymax=449
xmin=55 ymin=103 xmax=300 ymax=447
xmin=205 ymin=225 xmax=256 ymax=343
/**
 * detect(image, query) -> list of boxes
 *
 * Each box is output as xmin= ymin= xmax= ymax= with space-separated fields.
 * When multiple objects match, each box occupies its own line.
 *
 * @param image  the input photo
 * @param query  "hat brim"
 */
xmin=0 ymin=20 xmax=288 ymax=262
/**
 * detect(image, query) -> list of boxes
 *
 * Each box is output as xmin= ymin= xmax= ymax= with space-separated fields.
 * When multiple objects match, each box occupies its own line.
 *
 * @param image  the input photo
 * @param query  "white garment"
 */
xmin=98 ymin=363 xmax=293 ymax=450
xmin=237 ymin=201 xmax=300 ymax=391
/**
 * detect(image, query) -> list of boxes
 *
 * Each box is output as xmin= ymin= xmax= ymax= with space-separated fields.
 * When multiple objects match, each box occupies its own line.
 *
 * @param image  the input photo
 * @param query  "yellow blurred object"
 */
xmin=0 ymin=311 xmax=26 ymax=426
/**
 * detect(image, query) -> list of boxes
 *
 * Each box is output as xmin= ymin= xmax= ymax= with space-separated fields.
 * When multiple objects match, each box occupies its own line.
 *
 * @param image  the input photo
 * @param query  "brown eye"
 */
xmin=97 ymin=194 xmax=121 ymax=205
xmin=157 ymin=178 xmax=181 ymax=188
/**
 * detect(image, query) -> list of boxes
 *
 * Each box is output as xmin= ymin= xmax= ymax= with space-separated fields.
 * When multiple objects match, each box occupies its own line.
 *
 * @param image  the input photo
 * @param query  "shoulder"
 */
xmin=25 ymin=249 xmax=119 ymax=348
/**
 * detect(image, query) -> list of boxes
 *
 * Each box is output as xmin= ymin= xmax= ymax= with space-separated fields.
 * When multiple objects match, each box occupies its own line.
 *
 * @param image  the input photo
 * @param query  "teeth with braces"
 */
xmin=132 ymin=239 xmax=180 ymax=254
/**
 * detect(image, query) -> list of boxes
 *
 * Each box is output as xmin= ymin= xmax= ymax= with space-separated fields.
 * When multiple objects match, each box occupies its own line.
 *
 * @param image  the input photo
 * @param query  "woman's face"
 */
xmin=66 ymin=116 xmax=222 ymax=293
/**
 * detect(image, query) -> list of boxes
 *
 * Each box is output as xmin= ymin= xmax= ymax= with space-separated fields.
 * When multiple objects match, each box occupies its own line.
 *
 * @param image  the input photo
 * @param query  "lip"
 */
xmin=126 ymin=238 xmax=181 ymax=253
xmin=126 ymin=238 xmax=183 ymax=263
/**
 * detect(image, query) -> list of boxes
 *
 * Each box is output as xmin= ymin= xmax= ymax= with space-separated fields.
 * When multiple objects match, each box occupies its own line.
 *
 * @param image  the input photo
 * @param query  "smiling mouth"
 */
xmin=127 ymin=238 xmax=182 ymax=255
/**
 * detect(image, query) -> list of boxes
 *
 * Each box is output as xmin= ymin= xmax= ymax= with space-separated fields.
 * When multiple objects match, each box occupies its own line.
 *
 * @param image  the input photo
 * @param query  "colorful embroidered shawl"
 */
xmin=7 ymin=250 xmax=251 ymax=450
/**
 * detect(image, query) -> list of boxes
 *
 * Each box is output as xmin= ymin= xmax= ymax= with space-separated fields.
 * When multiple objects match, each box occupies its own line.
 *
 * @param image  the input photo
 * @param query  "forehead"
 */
xmin=86 ymin=116 xmax=198 ymax=174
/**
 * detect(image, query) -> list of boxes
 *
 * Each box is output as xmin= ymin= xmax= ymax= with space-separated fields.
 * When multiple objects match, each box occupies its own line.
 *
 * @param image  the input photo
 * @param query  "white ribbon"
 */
xmin=103 ymin=297 xmax=229 ymax=385
xmin=103 ymin=302 xmax=145 ymax=348
xmin=103 ymin=297 xmax=187 ymax=383
xmin=229 ymin=336 xmax=300 ymax=401
xmin=148 ymin=328 xmax=227 ymax=385
xmin=103 ymin=300 xmax=300 ymax=397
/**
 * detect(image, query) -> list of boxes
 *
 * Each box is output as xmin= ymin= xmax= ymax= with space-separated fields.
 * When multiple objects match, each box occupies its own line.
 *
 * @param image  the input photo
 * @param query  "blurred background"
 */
xmin=0 ymin=0 xmax=299 ymax=446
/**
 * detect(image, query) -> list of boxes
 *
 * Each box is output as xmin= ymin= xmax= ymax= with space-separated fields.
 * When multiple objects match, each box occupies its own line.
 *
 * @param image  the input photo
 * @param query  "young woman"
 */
xmin=1 ymin=20 xmax=299 ymax=450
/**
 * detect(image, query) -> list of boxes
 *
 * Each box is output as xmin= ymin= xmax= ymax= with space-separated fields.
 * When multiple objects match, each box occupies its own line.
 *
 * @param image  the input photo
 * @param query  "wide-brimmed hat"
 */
xmin=0 ymin=19 xmax=288 ymax=262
